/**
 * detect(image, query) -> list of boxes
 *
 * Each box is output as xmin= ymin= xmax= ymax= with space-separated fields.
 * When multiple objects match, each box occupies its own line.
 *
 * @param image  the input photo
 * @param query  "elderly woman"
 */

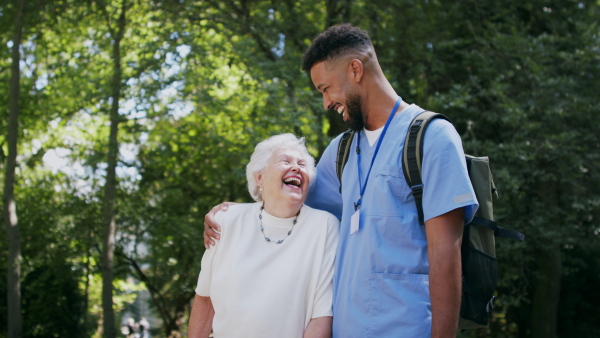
xmin=188 ymin=133 xmax=339 ymax=338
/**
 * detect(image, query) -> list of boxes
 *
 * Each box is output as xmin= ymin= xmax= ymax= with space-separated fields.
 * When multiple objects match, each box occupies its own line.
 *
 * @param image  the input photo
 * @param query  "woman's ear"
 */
xmin=254 ymin=171 xmax=263 ymax=188
xmin=348 ymin=59 xmax=364 ymax=83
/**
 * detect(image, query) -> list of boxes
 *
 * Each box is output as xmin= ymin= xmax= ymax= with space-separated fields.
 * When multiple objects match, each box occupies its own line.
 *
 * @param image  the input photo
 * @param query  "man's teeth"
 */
xmin=284 ymin=177 xmax=301 ymax=187
xmin=337 ymin=106 xmax=345 ymax=116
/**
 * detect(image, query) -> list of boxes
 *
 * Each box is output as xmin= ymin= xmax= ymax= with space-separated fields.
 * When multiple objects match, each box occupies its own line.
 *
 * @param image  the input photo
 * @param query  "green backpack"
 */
xmin=335 ymin=111 xmax=525 ymax=329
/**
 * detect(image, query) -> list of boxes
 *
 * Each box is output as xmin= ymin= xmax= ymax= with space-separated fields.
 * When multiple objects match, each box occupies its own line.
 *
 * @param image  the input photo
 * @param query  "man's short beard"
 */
xmin=345 ymin=92 xmax=364 ymax=131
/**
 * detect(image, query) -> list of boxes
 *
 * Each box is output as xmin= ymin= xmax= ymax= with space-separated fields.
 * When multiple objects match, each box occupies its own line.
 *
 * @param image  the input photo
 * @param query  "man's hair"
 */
xmin=246 ymin=133 xmax=316 ymax=202
xmin=301 ymin=23 xmax=373 ymax=72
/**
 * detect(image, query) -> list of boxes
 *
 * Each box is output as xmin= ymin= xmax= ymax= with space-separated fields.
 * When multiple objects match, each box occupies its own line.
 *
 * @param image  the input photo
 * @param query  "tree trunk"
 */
xmin=4 ymin=1 xmax=25 ymax=337
xmin=531 ymin=182 xmax=561 ymax=338
xmin=101 ymin=1 xmax=126 ymax=337
xmin=530 ymin=242 xmax=561 ymax=338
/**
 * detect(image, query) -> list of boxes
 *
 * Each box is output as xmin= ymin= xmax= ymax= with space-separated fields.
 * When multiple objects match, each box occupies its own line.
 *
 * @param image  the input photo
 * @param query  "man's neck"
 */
xmin=363 ymin=98 xmax=410 ymax=131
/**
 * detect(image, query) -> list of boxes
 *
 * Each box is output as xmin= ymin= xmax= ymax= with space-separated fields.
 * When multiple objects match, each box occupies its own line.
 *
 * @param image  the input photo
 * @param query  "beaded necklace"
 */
xmin=259 ymin=205 xmax=301 ymax=244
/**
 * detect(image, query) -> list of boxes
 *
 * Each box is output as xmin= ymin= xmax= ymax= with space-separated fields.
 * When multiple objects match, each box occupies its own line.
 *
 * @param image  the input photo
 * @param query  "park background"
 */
xmin=1 ymin=0 xmax=599 ymax=337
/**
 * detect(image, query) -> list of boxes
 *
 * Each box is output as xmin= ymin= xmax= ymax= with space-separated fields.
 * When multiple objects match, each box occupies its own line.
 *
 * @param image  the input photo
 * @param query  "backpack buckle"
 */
xmin=411 ymin=184 xmax=424 ymax=198
xmin=410 ymin=121 xmax=423 ymax=134
xmin=486 ymin=296 xmax=496 ymax=312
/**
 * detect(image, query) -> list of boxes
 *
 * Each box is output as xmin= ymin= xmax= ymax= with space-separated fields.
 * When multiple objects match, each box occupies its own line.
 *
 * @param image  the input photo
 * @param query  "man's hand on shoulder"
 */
xmin=204 ymin=202 xmax=236 ymax=248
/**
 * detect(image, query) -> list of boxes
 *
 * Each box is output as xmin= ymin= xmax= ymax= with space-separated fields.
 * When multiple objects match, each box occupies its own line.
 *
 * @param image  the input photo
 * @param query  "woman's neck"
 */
xmin=262 ymin=199 xmax=302 ymax=218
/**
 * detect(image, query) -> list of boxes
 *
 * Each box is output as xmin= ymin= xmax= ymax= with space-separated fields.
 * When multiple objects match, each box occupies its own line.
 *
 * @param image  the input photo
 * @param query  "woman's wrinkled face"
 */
xmin=255 ymin=148 xmax=310 ymax=207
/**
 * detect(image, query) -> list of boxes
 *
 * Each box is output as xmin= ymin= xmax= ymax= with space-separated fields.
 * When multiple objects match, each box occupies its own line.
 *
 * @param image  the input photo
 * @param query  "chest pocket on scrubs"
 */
xmin=369 ymin=165 xmax=407 ymax=217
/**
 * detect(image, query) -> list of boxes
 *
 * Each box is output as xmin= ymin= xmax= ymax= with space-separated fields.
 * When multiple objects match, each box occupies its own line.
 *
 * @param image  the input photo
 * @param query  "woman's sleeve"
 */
xmin=195 ymin=212 xmax=224 ymax=296
xmin=310 ymin=214 xmax=340 ymax=318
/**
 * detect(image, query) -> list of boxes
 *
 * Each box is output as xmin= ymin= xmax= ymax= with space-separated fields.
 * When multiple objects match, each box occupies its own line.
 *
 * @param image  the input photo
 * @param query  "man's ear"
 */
xmin=348 ymin=59 xmax=364 ymax=83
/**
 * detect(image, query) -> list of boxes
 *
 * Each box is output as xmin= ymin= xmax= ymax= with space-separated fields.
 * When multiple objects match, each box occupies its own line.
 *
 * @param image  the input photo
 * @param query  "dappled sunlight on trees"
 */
xmin=1 ymin=0 xmax=599 ymax=337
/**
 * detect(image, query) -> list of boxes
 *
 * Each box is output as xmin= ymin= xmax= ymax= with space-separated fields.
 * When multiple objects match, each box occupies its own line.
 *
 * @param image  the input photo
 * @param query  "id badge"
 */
xmin=350 ymin=210 xmax=360 ymax=234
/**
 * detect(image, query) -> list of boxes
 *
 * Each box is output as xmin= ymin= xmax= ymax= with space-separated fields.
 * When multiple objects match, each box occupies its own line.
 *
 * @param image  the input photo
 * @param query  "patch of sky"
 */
xmin=49 ymin=117 xmax=61 ymax=129
xmin=120 ymin=143 xmax=139 ymax=165
xmin=19 ymin=46 xmax=37 ymax=78
xmin=148 ymin=79 xmax=193 ymax=120
xmin=164 ymin=52 xmax=182 ymax=77
xmin=83 ymin=39 xmax=100 ymax=54
xmin=268 ymin=8 xmax=275 ymax=21
xmin=271 ymin=33 xmax=285 ymax=58
xmin=167 ymin=100 xmax=194 ymax=120
xmin=119 ymin=98 xmax=147 ymax=119
xmin=32 ymin=139 xmax=43 ymax=154
xmin=43 ymin=148 xmax=81 ymax=175
xmin=177 ymin=44 xmax=191 ymax=58
xmin=117 ymin=143 xmax=142 ymax=182
xmin=35 ymin=73 xmax=49 ymax=90
xmin=65 ymin=111 xmax=92 ymax=131
xmin=140 ymin=132 xmax=149 ymax=144
xmin=149 ymin=70 xmax=161 ymax=81
xmin=19 ymin=59 xmax=28 ymax=75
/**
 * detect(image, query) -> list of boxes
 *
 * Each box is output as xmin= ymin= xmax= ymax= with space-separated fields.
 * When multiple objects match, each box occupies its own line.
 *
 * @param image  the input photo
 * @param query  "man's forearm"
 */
xmin=426 ymin=207 xmax=464 ymax=338
xmin=429 ymin=242 xmax=462 ymax=336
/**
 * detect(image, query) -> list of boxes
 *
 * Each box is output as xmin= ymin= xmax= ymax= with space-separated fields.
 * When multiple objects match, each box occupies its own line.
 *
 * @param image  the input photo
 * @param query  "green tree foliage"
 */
xmin=3 ymin=0 xmax=25 ymax=337
xmin=1 ymin=0 xmax=599 ymax=337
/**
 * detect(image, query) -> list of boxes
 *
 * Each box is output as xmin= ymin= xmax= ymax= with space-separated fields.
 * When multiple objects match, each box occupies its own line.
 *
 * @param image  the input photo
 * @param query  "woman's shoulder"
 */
xmin=300 ymin=205 xmax=340 ymax=245
xmin=212 ymin=203 xmax=259 ymax=244
xmin=214 ymin=203 xmax=258 ymax=223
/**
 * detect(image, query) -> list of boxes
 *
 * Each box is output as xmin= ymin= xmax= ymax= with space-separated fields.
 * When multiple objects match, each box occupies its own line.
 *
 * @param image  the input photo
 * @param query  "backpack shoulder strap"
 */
xmin=402 ymin=111 xmax=452 ymax=225
xmin=336 ymin=129 xmax=355 ymax=193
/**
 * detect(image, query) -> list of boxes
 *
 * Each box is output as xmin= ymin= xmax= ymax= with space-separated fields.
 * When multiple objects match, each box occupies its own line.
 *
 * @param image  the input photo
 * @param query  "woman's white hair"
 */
xmin=246 ymin=133 xmax=316 ymax=201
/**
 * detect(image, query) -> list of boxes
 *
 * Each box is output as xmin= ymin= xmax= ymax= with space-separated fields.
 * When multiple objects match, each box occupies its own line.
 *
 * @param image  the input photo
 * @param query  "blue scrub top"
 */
xmin=306 ymin=104 xmax=478 ymax=337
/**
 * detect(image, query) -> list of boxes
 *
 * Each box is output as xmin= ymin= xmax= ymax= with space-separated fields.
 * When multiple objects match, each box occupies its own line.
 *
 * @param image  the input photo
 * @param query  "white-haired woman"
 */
xmin=188 ymin=133 xmax=339 ymax=338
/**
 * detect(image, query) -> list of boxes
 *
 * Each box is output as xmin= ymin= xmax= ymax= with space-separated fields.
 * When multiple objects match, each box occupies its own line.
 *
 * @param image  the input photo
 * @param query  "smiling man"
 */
xmin=300 ymin=24 xmax=479 ymax=337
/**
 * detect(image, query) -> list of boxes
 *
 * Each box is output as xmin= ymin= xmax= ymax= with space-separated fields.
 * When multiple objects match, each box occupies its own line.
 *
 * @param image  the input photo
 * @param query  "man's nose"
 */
xmin=323 ymin=94 xmax=332 ymax=111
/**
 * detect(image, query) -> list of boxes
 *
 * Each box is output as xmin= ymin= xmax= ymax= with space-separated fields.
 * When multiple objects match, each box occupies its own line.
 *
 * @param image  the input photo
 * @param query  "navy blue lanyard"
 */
xmin=354 ymin=97 xmax=402 ymax=211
